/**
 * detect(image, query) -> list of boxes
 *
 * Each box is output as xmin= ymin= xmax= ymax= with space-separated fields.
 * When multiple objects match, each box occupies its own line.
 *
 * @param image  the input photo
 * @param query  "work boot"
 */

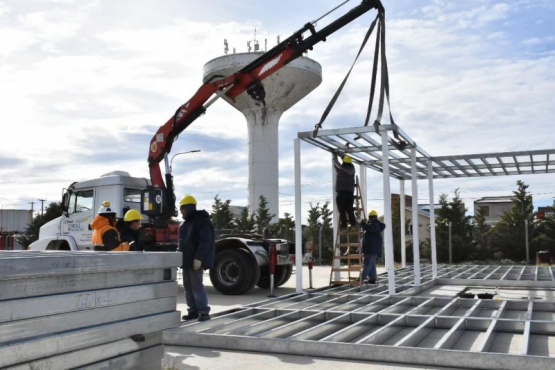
xmin=182 ymin=312 xmax=199 ymax=321
xmin=198 ymin=314 xmax=211 ymax=322
xmin=366 ymin=278 xmax=376 ymax=285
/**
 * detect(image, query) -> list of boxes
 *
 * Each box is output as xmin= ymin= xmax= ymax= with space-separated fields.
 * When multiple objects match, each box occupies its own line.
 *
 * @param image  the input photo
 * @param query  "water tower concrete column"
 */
xmin=204 ymin=53 xmax=322 ymax=219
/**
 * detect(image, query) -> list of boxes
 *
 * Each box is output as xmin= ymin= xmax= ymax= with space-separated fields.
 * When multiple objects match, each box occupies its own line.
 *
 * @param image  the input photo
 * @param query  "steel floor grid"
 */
xmin=165 ymin=264 xmax=555 ymax=370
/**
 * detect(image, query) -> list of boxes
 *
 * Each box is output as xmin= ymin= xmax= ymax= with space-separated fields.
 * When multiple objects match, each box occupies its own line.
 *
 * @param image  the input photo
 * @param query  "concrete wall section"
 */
xmin=0 ymin=251 xmax=181 ymax=370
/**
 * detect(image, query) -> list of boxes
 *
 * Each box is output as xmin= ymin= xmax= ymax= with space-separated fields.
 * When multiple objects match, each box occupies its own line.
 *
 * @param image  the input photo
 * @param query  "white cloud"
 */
xmin=0 ymin=0 xmax=554 ymax=224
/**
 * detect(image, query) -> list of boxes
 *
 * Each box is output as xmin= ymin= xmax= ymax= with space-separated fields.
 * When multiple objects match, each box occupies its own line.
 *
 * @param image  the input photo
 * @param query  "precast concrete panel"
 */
xmin=0 ymin=251 xmax=180 ymax=369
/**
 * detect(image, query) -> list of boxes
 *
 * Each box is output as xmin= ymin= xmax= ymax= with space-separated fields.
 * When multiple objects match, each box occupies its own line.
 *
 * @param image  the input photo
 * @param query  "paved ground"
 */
xmin=174 ymin=265 xmax=343 ymax=316
xmin=162 ymin=265 xmax=465 ymax=370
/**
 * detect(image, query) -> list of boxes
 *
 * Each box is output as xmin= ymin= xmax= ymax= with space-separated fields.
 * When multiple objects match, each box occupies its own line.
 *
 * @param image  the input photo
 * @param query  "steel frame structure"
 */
xmin=292 ymin=124 xmax=555 ymax=295
xmin=164 ymin=124 xmax=555 ymax=369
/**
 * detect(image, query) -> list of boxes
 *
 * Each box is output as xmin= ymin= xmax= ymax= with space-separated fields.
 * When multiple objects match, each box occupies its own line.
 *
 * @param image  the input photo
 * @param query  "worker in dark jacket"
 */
xmin=91 ymin=201 xmax=130 ymax=252
xmin=116 ymin=209 xmax=142 ymax=251
xmin=360 ymin=210 xmax=386 ymax=284
xmin=178 ymin=195 xmax=215 ymax=322
xmin=333 ymin=153 xmax=357 ymax=230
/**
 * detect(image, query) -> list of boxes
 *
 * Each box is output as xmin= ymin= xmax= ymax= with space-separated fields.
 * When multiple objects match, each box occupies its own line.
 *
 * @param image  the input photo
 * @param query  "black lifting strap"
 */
xmin=312 ymin=9 xmax=397 ymax=139
xmin=370 ymin=11 xmax=396 ymax=140
xmin=312 ymin=12 xmax=381 ymax=138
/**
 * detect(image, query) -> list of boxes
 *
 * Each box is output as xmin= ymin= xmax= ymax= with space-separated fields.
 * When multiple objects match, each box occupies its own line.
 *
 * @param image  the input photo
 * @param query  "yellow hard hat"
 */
xmin=369 ymin=210 xmax=378 ymax=217
xmin=343 ymin=155 xmax=352 ymax=164
xmin=98 ymin=201 xmax=116 ymax=215
xmin=179 ymin=195 xmax=197 ymax=206
xmin=124 ymin=209 xmax=142 ymax=222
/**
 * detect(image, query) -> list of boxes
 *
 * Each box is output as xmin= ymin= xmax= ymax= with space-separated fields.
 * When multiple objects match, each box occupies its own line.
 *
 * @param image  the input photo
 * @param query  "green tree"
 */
xmin=19 ymin=202 xmax=64 ymax=247
xmin=434 ymin=189 xmax=473 ymax=263
xmin=319 ymin=202 xmax=334 ymax=264
xmin=210 ymin=195 xmax=234 ymax=229
xmin=472 ymin=204 xmax=493 ymax=260
xmin=233 ymin=207 xmax=256 ymax=234
xmin=253 ymin=195 xmax=275 ymax=234
xmin=391 ymin=197 xmax=402 ymax=263
xmin=263 ymin=213 xmax=296 ymax=240
xmin=273 ymin=213 xmax=295 ymax=240
xmin=490 ymin=180 xmax=535 ymax=261
xmin=304 ymin=202 xmax=321 ymax=248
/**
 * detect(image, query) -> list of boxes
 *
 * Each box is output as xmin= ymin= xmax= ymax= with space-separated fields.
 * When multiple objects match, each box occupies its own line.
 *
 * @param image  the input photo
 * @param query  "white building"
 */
xmin=474 ymin=196 xmax=519 ymax=225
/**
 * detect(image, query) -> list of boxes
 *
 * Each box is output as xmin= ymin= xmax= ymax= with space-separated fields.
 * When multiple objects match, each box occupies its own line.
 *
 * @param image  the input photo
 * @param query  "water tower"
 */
xmin=203 ymin=52 xmax=322 ymax=219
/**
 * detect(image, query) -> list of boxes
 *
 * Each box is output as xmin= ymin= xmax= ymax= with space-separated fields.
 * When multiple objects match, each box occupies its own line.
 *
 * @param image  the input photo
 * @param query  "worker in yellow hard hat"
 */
xmin=332 ymin=152 xmax=357 ymax=230
xmin=91 ymin=201 xmax=130 ymax=252
xmin=178 ymin=195 xmax=215 ymax=322
xmin=360 ymin=210 xmax=385 ymax=284
xmin=116 ymin=209 xmax=143 ymax=251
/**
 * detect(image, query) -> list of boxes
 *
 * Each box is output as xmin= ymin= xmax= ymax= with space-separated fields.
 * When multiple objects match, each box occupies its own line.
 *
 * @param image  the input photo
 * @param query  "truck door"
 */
xmin=63 ymin=189 xmax=95 ymax=250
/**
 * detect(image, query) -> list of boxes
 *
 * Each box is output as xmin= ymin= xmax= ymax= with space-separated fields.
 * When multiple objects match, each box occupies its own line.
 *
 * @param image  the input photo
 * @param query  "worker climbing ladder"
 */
xmin=329 ymin=176 xmax=366 ymax=287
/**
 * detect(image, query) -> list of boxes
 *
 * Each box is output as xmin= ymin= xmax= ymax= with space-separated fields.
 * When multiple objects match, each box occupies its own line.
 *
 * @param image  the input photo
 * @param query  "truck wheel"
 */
xmin=256 ymin=265 xmax=291 ymax=289
xmin=277 ymin=264 xmax=293 ymax=287
xmin=210 ymin=249 xmax=256 ymax=295
xmin=238 ymin=249 xmax=260 ymax=293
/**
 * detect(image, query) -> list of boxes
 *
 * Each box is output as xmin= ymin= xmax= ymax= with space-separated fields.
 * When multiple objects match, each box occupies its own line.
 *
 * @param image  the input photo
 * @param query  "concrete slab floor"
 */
xmin=162 ymin=345 xmax=467 ymax=370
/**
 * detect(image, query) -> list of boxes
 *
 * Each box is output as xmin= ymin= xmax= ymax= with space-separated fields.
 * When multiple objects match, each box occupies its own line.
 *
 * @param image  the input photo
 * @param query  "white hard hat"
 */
xmin=98 ymin=201 xmax=116 ymax=215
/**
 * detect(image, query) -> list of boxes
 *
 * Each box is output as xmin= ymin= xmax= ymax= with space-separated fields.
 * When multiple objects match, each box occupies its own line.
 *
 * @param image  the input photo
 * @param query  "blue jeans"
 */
xmin=362 ymin=254 xmax=378 ymax=280
xmin=182 ymin=268 xmax=210 ymax=315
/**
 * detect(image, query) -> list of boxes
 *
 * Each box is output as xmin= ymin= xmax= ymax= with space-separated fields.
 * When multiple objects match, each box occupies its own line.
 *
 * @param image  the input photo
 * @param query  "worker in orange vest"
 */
xmin=91 ymin=201 xmax=130 ymax=252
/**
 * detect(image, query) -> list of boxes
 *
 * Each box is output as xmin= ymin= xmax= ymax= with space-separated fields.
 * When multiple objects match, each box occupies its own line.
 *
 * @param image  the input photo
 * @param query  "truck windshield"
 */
xmin=68 ymin=190 xmax=94 ymax=214
xmin=124 ymin=188 xmax=141 ymax=203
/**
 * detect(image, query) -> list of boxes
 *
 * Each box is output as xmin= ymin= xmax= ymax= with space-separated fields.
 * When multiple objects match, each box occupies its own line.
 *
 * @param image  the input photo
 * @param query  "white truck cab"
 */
xmin=29 ymin=171 xmax=148 ymax=251
xmin=29 ymin=170 xmax=295 ymax=295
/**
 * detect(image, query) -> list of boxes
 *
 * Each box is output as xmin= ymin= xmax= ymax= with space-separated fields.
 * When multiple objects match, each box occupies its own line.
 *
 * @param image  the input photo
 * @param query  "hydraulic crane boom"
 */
xmin=145 ymin=0 xmax=384 ymax=218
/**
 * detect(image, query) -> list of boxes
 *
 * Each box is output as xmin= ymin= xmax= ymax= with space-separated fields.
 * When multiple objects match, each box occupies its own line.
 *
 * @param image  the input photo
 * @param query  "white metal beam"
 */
xmin=381 ymin=128 xmax=396 ymax=295
xmin=400 ymin=180 xmax=406 ymax=268
xmin=294 ymin=138 xmax=303 ymax=294
xmin=411 ymin=147 xmax=420 ymax=286
xmin=428 ymin=160 xmax=437 ymax=278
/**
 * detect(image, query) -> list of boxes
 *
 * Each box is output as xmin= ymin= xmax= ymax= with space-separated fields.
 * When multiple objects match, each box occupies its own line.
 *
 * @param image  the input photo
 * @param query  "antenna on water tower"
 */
xmin=254 ymin=27 xmax=260 ymax=52
xmin=224 ymin=39 xmax=229 ymax=55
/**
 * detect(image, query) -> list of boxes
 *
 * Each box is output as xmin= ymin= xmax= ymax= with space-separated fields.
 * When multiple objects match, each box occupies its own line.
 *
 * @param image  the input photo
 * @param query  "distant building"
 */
xmin=384 ymin=194 xmax=447 ymax=243
xmin=376 ymin=194 xmax=469 ymax=244
xmin=404 ymin=206 xmax=435 ymax=242
xmin=537 ymin=206 xmax=554 ymax=220
xmin=474 ymin=196 xmax=520 ymax=225
xmin=230 ymin=205 xmax=247 ymax=219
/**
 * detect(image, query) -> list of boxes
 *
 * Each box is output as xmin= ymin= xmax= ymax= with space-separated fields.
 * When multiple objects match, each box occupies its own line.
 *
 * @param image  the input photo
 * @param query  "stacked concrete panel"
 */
xmin=0 ymin=251 xmax=181 ymax=369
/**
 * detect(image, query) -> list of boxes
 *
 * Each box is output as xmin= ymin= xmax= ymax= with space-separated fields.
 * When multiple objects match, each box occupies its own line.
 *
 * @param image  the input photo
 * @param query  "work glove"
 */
xmin=113 ymin=242 xmax=130 ymax=252
xmin=193 ymin=259 xmax=202 ymax=270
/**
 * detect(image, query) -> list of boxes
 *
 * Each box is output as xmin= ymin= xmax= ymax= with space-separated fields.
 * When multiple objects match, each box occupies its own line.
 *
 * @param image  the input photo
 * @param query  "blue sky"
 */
xmin=0 ymin=0 xmax=554 ymax=221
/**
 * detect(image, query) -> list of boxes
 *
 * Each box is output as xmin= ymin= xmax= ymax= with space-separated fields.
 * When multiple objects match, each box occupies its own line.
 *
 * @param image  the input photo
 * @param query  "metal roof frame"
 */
xmin=292 ymin=123 xmax=555 ymax=297
xmin=297 ymin=124 xmax=555 ymax=180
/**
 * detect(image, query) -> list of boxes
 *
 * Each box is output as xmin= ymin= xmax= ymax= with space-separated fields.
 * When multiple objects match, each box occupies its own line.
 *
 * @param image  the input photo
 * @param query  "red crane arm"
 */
xmin=146 ymin=0 xmax=384 ymax=218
